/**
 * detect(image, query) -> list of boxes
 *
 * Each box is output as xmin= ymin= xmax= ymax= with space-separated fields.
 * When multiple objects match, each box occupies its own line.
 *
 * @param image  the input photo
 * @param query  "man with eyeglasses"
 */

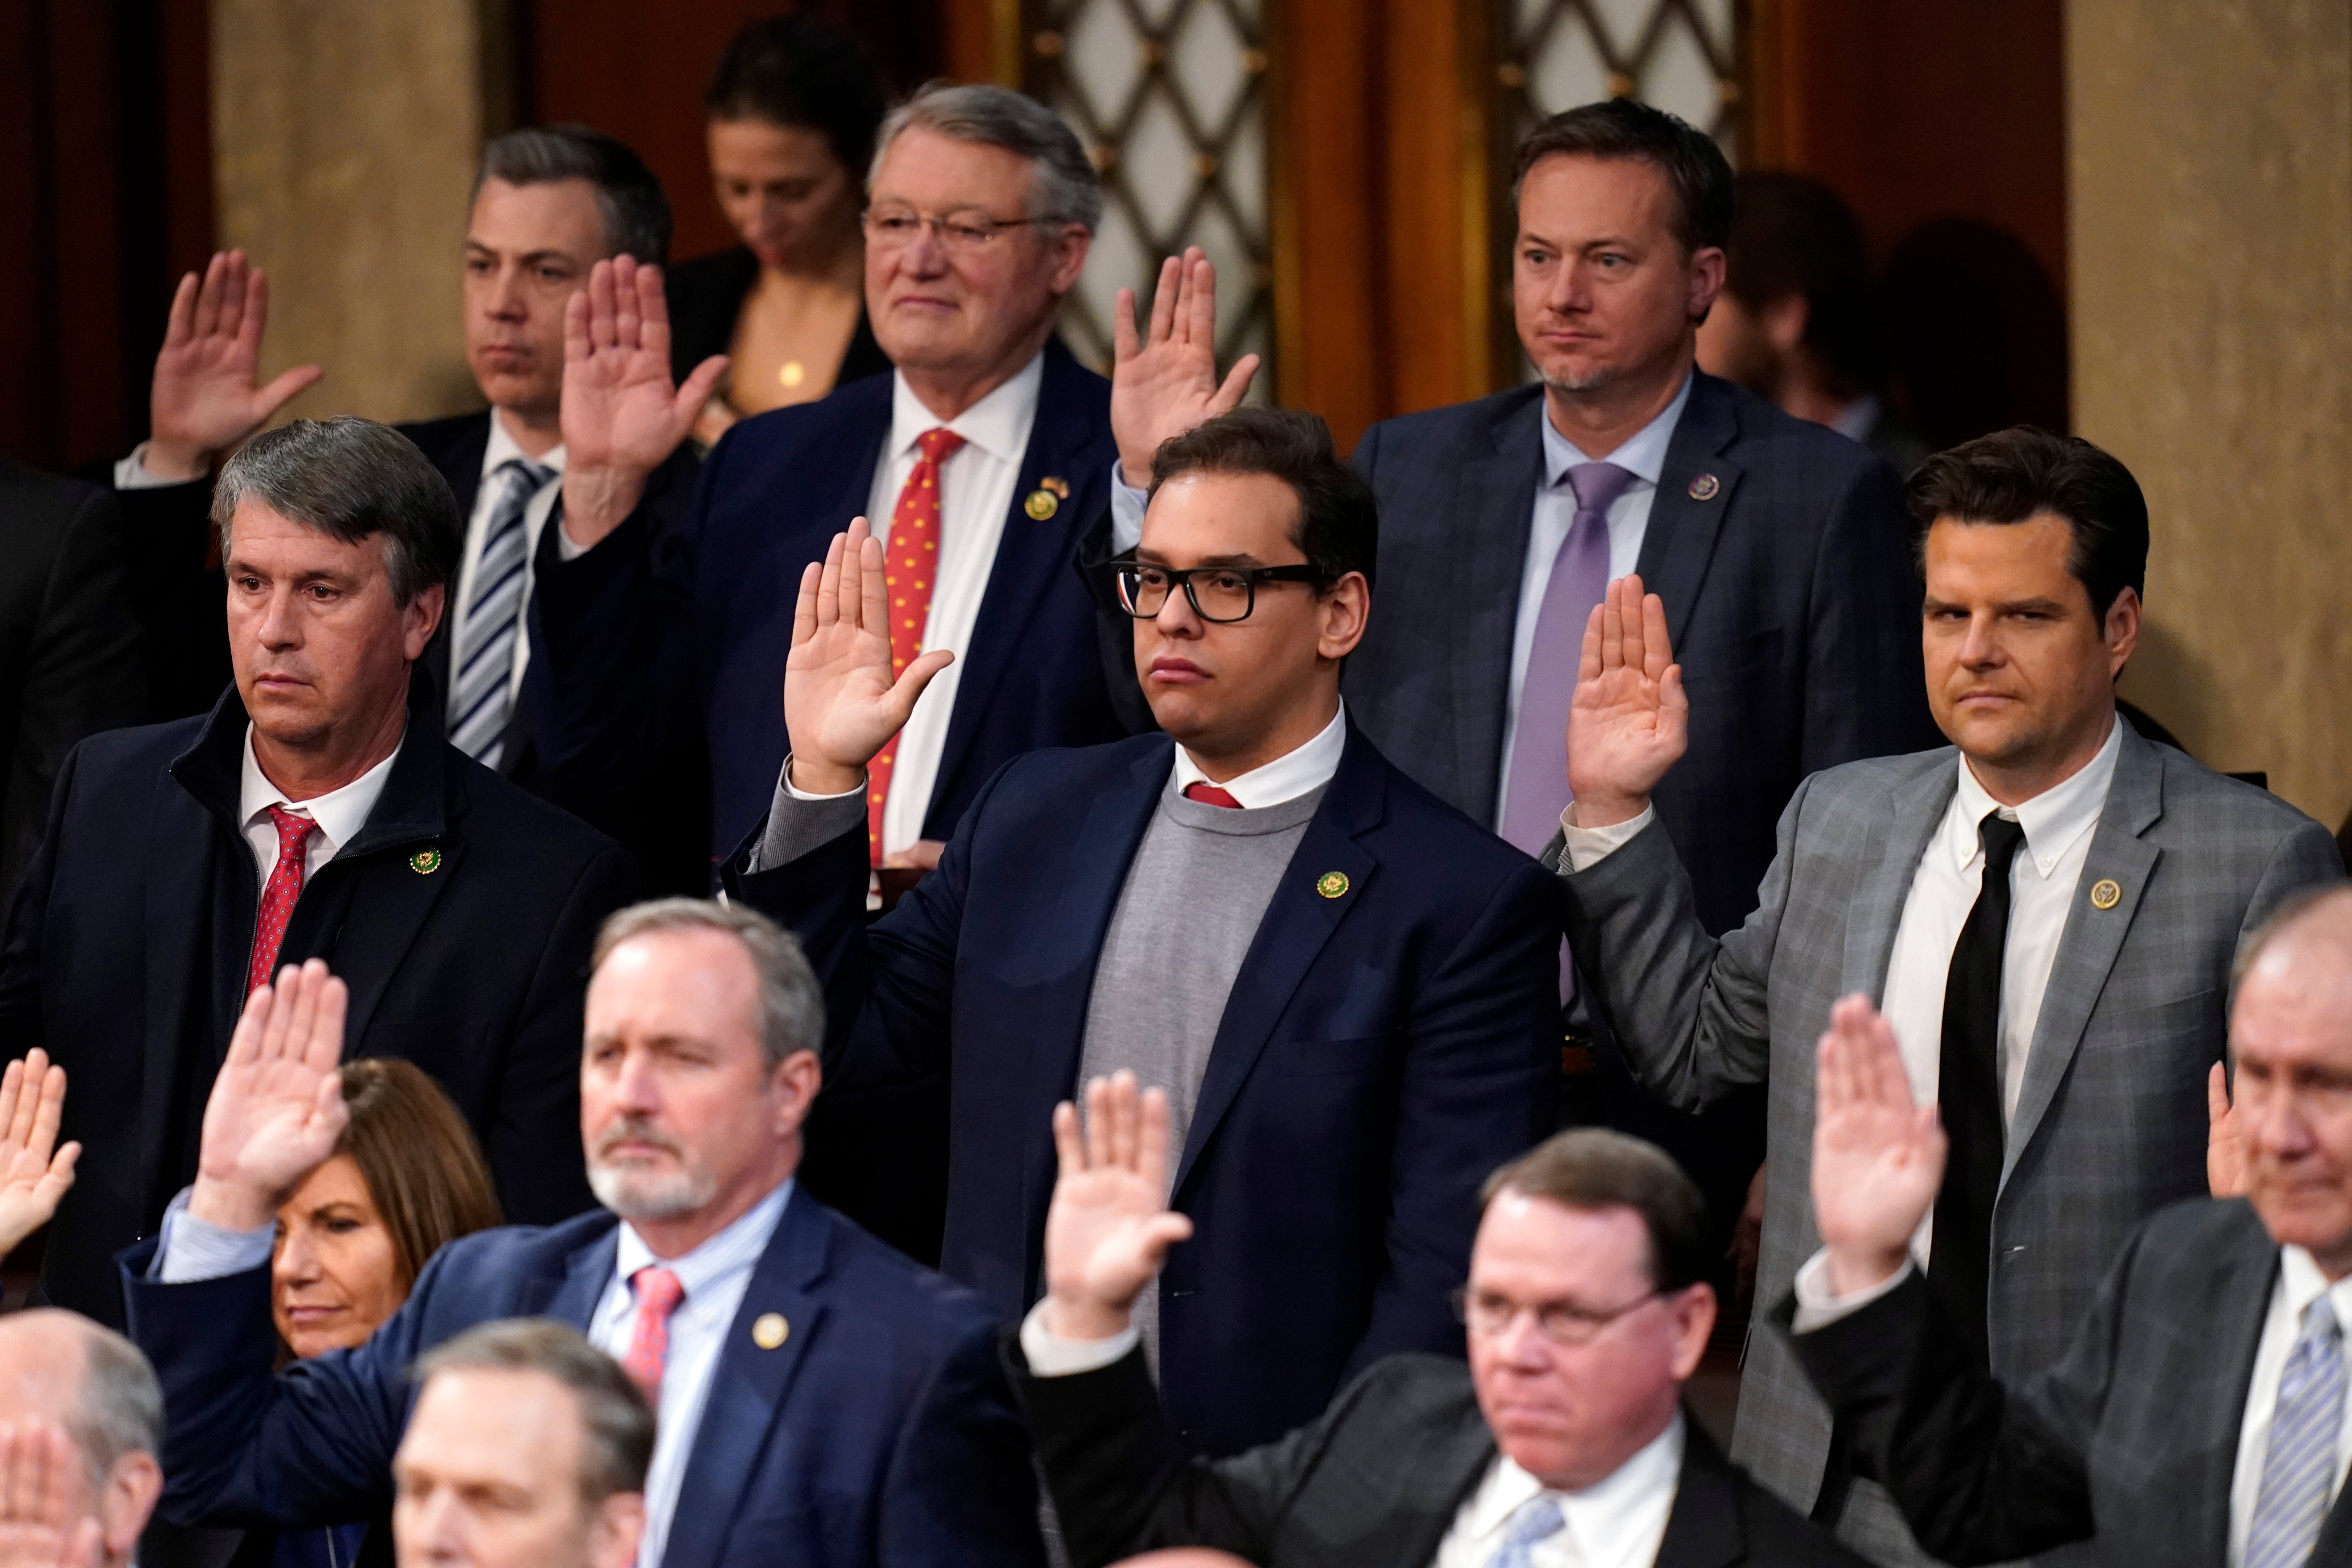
xmin=1014 ymin=1080 xmax=1863 ymax=1567
xmin=726 ymin=405 xmax=1560 ymax=1458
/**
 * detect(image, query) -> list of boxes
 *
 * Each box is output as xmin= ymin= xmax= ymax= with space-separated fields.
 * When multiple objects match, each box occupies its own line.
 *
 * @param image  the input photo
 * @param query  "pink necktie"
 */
xmin=246 ymin=805 xmax=317 ymax=995
xmin=620 ymin=1265 xmax=685 ymax=1403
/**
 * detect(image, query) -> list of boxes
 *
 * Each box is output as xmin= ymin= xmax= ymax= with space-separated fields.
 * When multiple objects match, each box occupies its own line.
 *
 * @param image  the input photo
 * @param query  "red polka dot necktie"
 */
xmin=867 ymin=427 xmax=965 ymax=865
xmin=620 ymin=1265 xmax=685 ymax=1404
xmin=1183 ymin=782 xmax=1242 ymax=808
xmin=246 ymin=805 xmax=318 ymax=996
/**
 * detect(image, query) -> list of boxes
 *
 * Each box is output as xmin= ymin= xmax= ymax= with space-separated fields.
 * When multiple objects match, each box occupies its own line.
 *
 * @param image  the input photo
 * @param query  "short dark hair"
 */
xmin=1481 ymin=1129 xmax=1712 ymax=1292
xmin=414 ymin=1320 xmax=653 ymax=1506
xmin=1512 ymin=98 xmax=1733 ymax=255
xmin=1904 ymin=426 xmax=2150 ymax=619
xmin=1722 ymin=171 xmax=1882 ymax=400
xmin=477 ymin=125 xmax=672 ymax=265
xmin=1147 ymin=407 xmax=1378 ymax=593
xmin=212 ymin=416 xmax=463 ymax=606
xmin=705 ymin=15 xmax=890 ymax=180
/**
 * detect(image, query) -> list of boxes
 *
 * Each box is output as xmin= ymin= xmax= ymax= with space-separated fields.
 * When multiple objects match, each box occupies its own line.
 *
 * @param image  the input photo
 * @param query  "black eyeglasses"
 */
xmin=1448 ymin=1285 xmax=1665 ymax=1346
xmin=1109 ymin=561 xmax=1325 ymax=624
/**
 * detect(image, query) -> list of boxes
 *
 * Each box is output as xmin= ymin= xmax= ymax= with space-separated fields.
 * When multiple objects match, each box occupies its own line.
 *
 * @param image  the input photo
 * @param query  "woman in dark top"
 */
xmin=670 ymin=16 xmax=893 ymax=451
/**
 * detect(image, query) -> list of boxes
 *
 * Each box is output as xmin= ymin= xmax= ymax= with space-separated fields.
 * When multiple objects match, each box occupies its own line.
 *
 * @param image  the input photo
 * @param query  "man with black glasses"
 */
xmin=729 ymin=406 xmax=1562 ymax=1457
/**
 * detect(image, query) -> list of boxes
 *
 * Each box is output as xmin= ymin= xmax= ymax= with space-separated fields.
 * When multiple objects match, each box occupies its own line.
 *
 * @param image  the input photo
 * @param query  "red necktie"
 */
xmin=620 ymin=1265 xmax=685 ymax=1404
xmin=1184 ymin=782 xmax=1242 ymax=808
xmin=867 ymin=428 xmax=966 ymax=866
xmin=246 ymin=805 xmax=318 ymax=996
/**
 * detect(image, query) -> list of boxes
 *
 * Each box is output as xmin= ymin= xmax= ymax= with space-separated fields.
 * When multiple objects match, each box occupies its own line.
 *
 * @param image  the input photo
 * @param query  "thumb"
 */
xmin=254 ymin=364 xmax=324 ymax=419
xmin=885 ymin=648 xmax=955 ymax=719
xmin=1140 ymin=1213 xmax=1194 ymax=1259
xmin=2208 ymin=1061 xmax=2232 ymax=1127
xmin=675 ymin=355 xmax=731 ymax=422
xmin=1212 ymin=353 xmax=1261 ymax=412
xmin=1659 ymin=663 xmax=1688 ymax=717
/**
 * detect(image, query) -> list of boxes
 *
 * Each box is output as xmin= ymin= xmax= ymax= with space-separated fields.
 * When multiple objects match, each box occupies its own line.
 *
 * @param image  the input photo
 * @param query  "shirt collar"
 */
xmin=1463 ymin=1412 xmax=1686 ymax=1557
xmin=1949 ymin=714 xmax=2123 ymax=879
xmin=887 ymin=351 xmax=1045 ymax=468
xmin=1541 ymin=371 xmax=1693 ymax=489
xmin=613 ymin=1178 xmax=794 ymax=1301
xmin=239 ymin=724 xmax=403 ymax=856
xmin=1171 ymin=701 xmax=1347 ymax=809
xmin=482 ymin=410 xmax=565 ymax=479
xmin=2276 ymin=1246 xmax=2352 ymax=1327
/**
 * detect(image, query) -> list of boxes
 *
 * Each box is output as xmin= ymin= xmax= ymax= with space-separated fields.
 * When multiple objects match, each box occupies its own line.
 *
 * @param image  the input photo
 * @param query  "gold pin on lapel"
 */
xmin=1024 ymin=490 xmax=1058 ymax=520
xmin=1316 ymin=871 xmax=1350 ymax=899
xmin=2089 ymin=878 xmax=2122 ymax=910
xmin=752 ymin=1312 xmax=789 ymax=1350
xmin=1688 ymin=473 xmax=1721 ymax=501
xmin=409 ymin=848 xmax=443 ymax=875
xmin=1042 ymin=475 xmax=1070 ymax=498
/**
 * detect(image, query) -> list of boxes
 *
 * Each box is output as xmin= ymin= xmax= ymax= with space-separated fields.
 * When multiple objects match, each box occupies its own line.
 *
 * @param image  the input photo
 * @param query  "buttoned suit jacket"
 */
xmin=118 ymin=1196 xmax=1047 ymax=1568
xmin=1550 ymin=724 xmax=2343 ymax=1528
xmin=1015 ymin=1347 xmax=1865 ymax=1568
xmin=1781 ymin=1199 xmax=2352 ymax=1567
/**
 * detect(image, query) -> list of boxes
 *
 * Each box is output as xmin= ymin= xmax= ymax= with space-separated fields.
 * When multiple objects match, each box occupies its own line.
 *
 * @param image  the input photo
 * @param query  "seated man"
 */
xmin=1781 ymin=884 xmax=2352 ymax=1567
xmin=393 ymin=1320 xmax=650 ymax=1568
xmin=121 ymin=902 xmax=1043 ymax=1568
xmin=0 ymin=1313 xmax=164 ymax=1568
xmin=1016 ymin=1076 xmax=1863 ymax=1568
xmin=732 ymin=406 xmax=1561 ymax=1456
xmin=2 ymin=416 xmax=634 ymax=1324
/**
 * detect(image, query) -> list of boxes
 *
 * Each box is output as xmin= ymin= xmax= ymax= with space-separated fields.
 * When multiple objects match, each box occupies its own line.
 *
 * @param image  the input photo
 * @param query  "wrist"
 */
xmin=142 ymin=437 xmax=210 ymax=484
xmin=559 ymin=466 xmax=648 ymax=550
xmin=1117 ymin=452 xmax=1153 ymax=491
xmin=1043 ymin=1294 xmax=1133 ymax=1343
xmin=187 ymin=1175 xmax=277 ymax=1235
xmin=1824 ymin=1244 xmax=1909 ymax=1298
xmin=1569 ymin=792 xmax=1650 ymax=830
xmin=787 ymin=756 xmax=864 ymax=797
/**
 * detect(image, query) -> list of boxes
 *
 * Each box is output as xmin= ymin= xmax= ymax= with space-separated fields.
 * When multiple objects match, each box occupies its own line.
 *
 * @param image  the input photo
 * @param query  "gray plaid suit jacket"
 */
xmin=1551 ymin=724 xmax=2342 ymax=1557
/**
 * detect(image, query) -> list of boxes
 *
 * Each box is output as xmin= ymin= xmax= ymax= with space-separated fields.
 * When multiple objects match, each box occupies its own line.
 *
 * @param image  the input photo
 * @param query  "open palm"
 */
xmin=1812 ymin=995 xmax=1945 ymax=1291
xmin=148 ymin=250 xmax=323 ymax=474
xmin=0 ymin=1051 xmax=78 ymax=1258
xmin=782 ymin=518 xmax=954 ymax=783
xmin=0 ymin=1425 xmax=103 ymax=1568
xmin=1042 ymin=1073 xmax=1194 ymax=1339
xmin=1109 ymin=248 xmax=1260 ymax=487
xmin=191 ymin=960 xmax=350 ymax=1231
xmin=562 ymin=256 xmax=727 ymax=475
xmin=1566 ymin=574 xmax=1690 ymax=820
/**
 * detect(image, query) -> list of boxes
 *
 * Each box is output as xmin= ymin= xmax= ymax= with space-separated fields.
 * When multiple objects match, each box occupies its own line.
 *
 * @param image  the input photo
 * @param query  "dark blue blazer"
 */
xmin=726 ymin=722 xmax=1562 ymax=1457
xmin=119 ymin=1195 xmax=1047 ymax=1568
xmin=535 ymin=338 xmax=1141 ymax=864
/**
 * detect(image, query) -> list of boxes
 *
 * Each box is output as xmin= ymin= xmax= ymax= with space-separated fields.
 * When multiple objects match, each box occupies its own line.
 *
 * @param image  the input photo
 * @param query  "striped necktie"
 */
xmin=1484 ymin=1495 xmax=1566 ymax=1568
xmin=450 ymin=457 xmax=553 ymax=768
xmin=2247 ymin=1295 xmax=2347 ymax=1568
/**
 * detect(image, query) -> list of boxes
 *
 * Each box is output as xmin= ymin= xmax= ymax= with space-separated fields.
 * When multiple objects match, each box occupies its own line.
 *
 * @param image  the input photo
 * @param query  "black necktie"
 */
xmin=1931 ymin=811 xmax=2028 ymax=1367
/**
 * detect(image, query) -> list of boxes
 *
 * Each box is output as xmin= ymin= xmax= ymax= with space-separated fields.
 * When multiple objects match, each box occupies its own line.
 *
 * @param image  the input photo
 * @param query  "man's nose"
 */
xmin=254 ymin=587 xmax=302 ymax=648
xmin=1545 ymin=259 xmax=1592 ymax=314
xmin=486 ymin=265 xmax=529 ymax=318
xmin=1958 ymin=614 xmax=2004 ymax=666
xmin=1152 ymin=586 xmax=1204 ymax=638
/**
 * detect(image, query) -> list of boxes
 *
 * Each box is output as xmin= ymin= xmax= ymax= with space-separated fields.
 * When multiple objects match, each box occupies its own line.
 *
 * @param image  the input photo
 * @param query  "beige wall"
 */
xmin=209 ymin=0 xmax=491 ymax=427
xmin=2069 ymin=0 xmax=2352 ymax=828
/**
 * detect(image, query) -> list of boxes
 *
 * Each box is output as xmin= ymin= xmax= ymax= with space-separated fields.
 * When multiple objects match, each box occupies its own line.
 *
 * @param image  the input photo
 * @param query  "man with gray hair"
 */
xmin=0 ymin=1311 xmax=165 ymax=1568
xmin=536 ymin=79 xmax=1149 ymax=1261
xmin=120 ymin=902 xmax=1045 ymax=1568
xmin=0 ymin=414 xmax=637 ymax=1326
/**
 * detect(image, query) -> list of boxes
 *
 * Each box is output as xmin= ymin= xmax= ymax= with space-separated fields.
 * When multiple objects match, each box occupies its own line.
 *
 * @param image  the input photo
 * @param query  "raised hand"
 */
xmin=559 ymin=255 xmax=730 ymax=549
xmin=145 ymin=250 xmax=324 ymax=482
xmin=2207 ymin=1061 xmax=2247 ymax=1199
xmin=0 ymin=1424 xmax=103 ymax=1568
xmin=189 ymin=960 xmax=350 ymax=1233
xmin=1042 ymin=1073 xmax=1194 ymax=1341
xmin=0 ymin=1053 xmax=79 ymax=1259
xmin=1109 ymin=248 xmax=1261 ymax=488
xmin=1812 ymin=994 xmax=1944 ymax=1296
xmin=1565 ymin=574 xmax=1689 ymax=828
xmin=781 ymin=517 xmax=955 ymax=795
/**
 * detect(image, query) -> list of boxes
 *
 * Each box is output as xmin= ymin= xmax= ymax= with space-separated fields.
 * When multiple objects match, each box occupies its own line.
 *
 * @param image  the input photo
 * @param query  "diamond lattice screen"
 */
xmin=1027 ymin=0 xmax=1272 ymax=389
xmin=1499 ymin=0 xmax=1740 ymax=160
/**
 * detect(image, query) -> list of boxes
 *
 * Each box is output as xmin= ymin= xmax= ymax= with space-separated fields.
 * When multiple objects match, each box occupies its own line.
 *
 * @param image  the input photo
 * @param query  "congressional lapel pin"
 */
xmin=1042 ymin=475 xmax=1070 ymax=497
xmin=1688 ymin=473 xmax=1721 ymax=501
xmin=2090 ymin=878 xmax=2122 ymax=910
xmin=409 ymin=848 xmax=443 ymax=876
xmin=1024 ymin=488 xmax=1059 ymax=520
xmin=1316 ymin=871 xmax=1350 ymax=899
xmin=751 ymin=1312 xmax=790 ymax=1350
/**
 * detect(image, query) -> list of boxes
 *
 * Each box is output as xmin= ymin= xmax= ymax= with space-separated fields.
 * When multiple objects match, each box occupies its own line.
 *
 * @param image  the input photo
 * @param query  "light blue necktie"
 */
xmin=1483 ymin=1494 xmax=1565 ymax=1568
xmin=449 ymin=457 xmax=553 ymax=768
xmin=2247 ymin=1294 xmax=2347 ymax=1568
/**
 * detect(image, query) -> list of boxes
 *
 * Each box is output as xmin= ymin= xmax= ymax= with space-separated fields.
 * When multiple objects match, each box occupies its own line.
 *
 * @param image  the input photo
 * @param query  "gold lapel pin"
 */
xmin=409 ymin=848 xmax=443 ymax=875
xmin=751 ymin=1312 xmax=789 ymax=1350
xmin=1024 ymin=489 xmax=1059 ymax=520
xmin=1042 ymin=475 xmax=1070 ymax=498
xmin=1316 ymin=871 xmax=1350 ymax=899
xmin=1688 ymin=473 xmax=1721 ymax=501
xmin=2090 ymin=878 xmax=2122 ymax=910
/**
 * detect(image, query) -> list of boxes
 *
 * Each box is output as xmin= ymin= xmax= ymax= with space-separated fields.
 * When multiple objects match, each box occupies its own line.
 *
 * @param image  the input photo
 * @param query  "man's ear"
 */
xmin=1666 ymin=1282 xmax=1718 ymax=1383
xmin=1316 ymin=572 xmax=1371 ymax=662
xmin=1047 ymin=224 xmax=1093 ymax=297
xmin=404 ymin=581 xmax=448 ymax=661
xmin=2103 ymin=584 xmax=2142 ymax=678
xmin=99 ymin=1450 xmax=162 ymax=1560
xmin=587 ymin=1491 xmax=646 ymax=1568
xmin=769 ymin=1049 xmax=823 ymax=1142
xmin=1685 ymin=244 xmax=1727 ymax=325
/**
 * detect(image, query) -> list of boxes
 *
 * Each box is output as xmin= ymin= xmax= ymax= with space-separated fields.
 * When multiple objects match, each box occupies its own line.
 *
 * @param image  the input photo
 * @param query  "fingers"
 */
xmin=2208 ymin=1060 xmax=2231 ymax=1126
xmin=1138 ymin=1085 xmax=1174 ymax=1189
xmin=191 ymin=251 xmax=232 ymax=342
xmin=162 ymin=269 xmax=199 ymax=349
xmin=227 ymin=979 xmax=275 ymax=1065
xmin=0 ymin=1063 xmax=24 ymax=1156
xmin=610 ymin=256 xmax=644 ymax=353
xmin=1107 ymin=1071 xmax=1139 ymax=1172
xmin=237 ymin=266 xmax=272 ymax=356
xmin=1147 ymin=254 xmax=1181 ymax=346
xmin=635 ymin=262 xmax=670 ymax=359
xmin=1639 ymin=588 xmax=1673 ymax=682
xmin=255 ymin=364 xmax=325 ymax=419
xmin=857 ymin=530 xmax=888 ymax=648
xmin=1051 ymin=1100 xmax=1084 ymax=1178
xmin=885 ymin=649 xmax=955 ymax=719
xmin=1182 ymin=248 xmax=1216 ymax=347
xmin=587 ymin=260 xmax=619 ymax=353
xmin=564 ymin=288 xmax=592 ymax=367
xmin=1112 ymin=285 xmax=1140 ymax=365
xmin=813 ymin=530 xmax=848 ymax=628
xmin=306 ymin=973 xmax=348 ymax=1074
xmin=1598 ymin=576 xmax=1628 ymax=674
xmin=791 ymin=560 xmax=822 ymax=649
xmin=1083 ymin=1076 xmax=1111 ymax=1170
xmin=37 ymin=1142 xmax=78 ymax=1201
xmin=1212 ymin=353 xmax=1260 ymax=414
xmin=22 ymin=1060 xmax=62 ymax=1167
xmin=1577 ymin=601 xmax=1604 ymax=685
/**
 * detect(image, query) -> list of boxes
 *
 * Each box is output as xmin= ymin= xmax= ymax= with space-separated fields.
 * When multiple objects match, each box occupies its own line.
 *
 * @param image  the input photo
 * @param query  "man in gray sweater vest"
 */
xmin=726 ymin=405 xmax=1564 ymax=1457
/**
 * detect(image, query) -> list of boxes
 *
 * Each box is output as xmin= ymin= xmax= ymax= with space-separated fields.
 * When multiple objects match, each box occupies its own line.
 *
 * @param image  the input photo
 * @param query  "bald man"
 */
xmin=1782 ymin=882 xmax=2352 ymax=1567
xmin=0 ymin=1312 xmax=163 ymax=1568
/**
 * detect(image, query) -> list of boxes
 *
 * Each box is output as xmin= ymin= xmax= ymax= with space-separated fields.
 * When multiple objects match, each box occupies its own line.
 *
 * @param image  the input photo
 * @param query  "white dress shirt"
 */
xmin=1171 ymin=701 xmax=1347 ymax=807
xmin=863 ymin=354 xmax=1044 ymax=856
xmin=447 ymin=415 xmax=568 ymax=720
xmin=238 ymin=726 xmax=401 ymax=884
xmin=1565 ymin=716 xmax=2123 ymax=1267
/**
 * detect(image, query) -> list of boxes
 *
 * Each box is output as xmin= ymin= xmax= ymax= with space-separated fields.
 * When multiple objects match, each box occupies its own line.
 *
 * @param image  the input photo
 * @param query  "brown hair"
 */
xmin=335 ymin=1059 xmax=503 ymax=1292
xmin=1481 ymin=1129 xmax=1711 ymax=1292
xmin=1904 ymin=426 xmax=2150 ymax=619
xmin=1511 ymin=98 xmax=1733 ymax=256
xmin=1147 ymin=406 xmax=1379 ymax=593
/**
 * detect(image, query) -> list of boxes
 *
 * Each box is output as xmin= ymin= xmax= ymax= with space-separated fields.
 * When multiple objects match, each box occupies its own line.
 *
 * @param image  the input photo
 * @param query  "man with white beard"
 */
xmin=117 ymin=903 xmax=1046 ymax=1568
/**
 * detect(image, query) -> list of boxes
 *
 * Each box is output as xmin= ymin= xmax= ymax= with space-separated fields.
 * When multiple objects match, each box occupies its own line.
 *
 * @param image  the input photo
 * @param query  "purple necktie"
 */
xmin=1500 ymin=460 xmax=1637 ymax=855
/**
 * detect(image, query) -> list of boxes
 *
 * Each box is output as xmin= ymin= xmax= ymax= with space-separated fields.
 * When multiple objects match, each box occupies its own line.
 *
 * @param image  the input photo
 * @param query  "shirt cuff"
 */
xmin=1788 ymin=1248 xmax=1916 ymax=1333
xmin=1558 ymin=803 xmax=1653 ymax=872
xmin=746 ymin=757 xmax=870 ymax=873
xmin=1108 ymin=461 xmax=1147 ymax=556
xmin=1018 ymin=1298 xmax=1140 ymax=1377
xmin=114 ymin=445 xmax=183 ymax=490
xmin=152 ymin=1188 xmax=274 ymax=1282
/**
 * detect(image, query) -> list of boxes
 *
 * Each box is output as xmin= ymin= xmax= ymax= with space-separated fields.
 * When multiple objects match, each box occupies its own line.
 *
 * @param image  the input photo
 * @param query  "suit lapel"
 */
xmin=1448 ymin=394 xmax=1544 ymax=822
xmin=1391 ymin=1405 xmax=1502 ymax=1568
xmin=1635 ymin=374 xmax=1743 ymax=650
xmin=2005 ymin=728 xmax=2165 ymax=1180
xmin=2187 ymin=1208 xmax=2284 ymax=1563
xmin=1842 ymin=757 xmax=1958 ymax=1002
xmin=1172 ymin=728 xmax=1384 ymax=1199
xmin=540 ymin=1228 xmax=621 ymax=1324
xmin=1651 ymin=1418 xmax=1748 ymax=1568
xmin=663 ymin=1198 xmax=833 ymax=1568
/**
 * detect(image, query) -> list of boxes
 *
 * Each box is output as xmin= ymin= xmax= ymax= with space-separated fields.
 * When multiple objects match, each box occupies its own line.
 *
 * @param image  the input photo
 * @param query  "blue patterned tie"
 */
xmin=2247 ymin=1295 xmax=2347 ymax=1568
xmin=1483 ymin=1494 xmax=1565 ymax=1568
xmin=449 ymin=458 xmax=553 ymax=768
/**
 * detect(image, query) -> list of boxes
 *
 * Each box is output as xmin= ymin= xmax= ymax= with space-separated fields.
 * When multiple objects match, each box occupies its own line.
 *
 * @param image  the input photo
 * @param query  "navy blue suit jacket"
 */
xmin=535 ymin=338 xmax=1140 ymax=864
xmin=120 ymin=1195 xmax=1046 ymax=1568
xmin=726 ymin=723 xmax=1562 ymax=1457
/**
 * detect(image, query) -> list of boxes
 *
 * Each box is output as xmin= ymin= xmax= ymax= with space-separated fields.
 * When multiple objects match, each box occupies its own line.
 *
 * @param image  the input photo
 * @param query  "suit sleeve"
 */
xmin=1344 ymin=860 xmax=1561 ymax=1377
xmin=1798 ymin=457 xmax=1938 ymax=773
xmin=875 ymin=1312 xmax=1048 ymax=1567
xmin=0 ymin=741 xmax=78 ymax=1057
xmin=489 ymin=843 xmax=637 ymax=1223
xmin=1556 ymin=776 xmax=1804 ymax=1111
xmin=2228 ymin=818 xmax=2348 ymax=1008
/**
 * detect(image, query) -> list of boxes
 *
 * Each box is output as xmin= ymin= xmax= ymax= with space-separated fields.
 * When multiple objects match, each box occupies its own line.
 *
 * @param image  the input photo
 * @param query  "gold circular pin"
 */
xmin=1024 ymin=489 xmax=1058 ymax=520
xmin=2090 ymin=878 xmax=2122 ymax=910
xmin=1316 ymin=871 xmax=1349 ymax=899
xmin=409 ymin=847 xmax=443 ymax=875
xmin=751 ymin=1312 xmax=789 ymax=1349
xmin=1688 ymin=473 xmax=1721 ymax=501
